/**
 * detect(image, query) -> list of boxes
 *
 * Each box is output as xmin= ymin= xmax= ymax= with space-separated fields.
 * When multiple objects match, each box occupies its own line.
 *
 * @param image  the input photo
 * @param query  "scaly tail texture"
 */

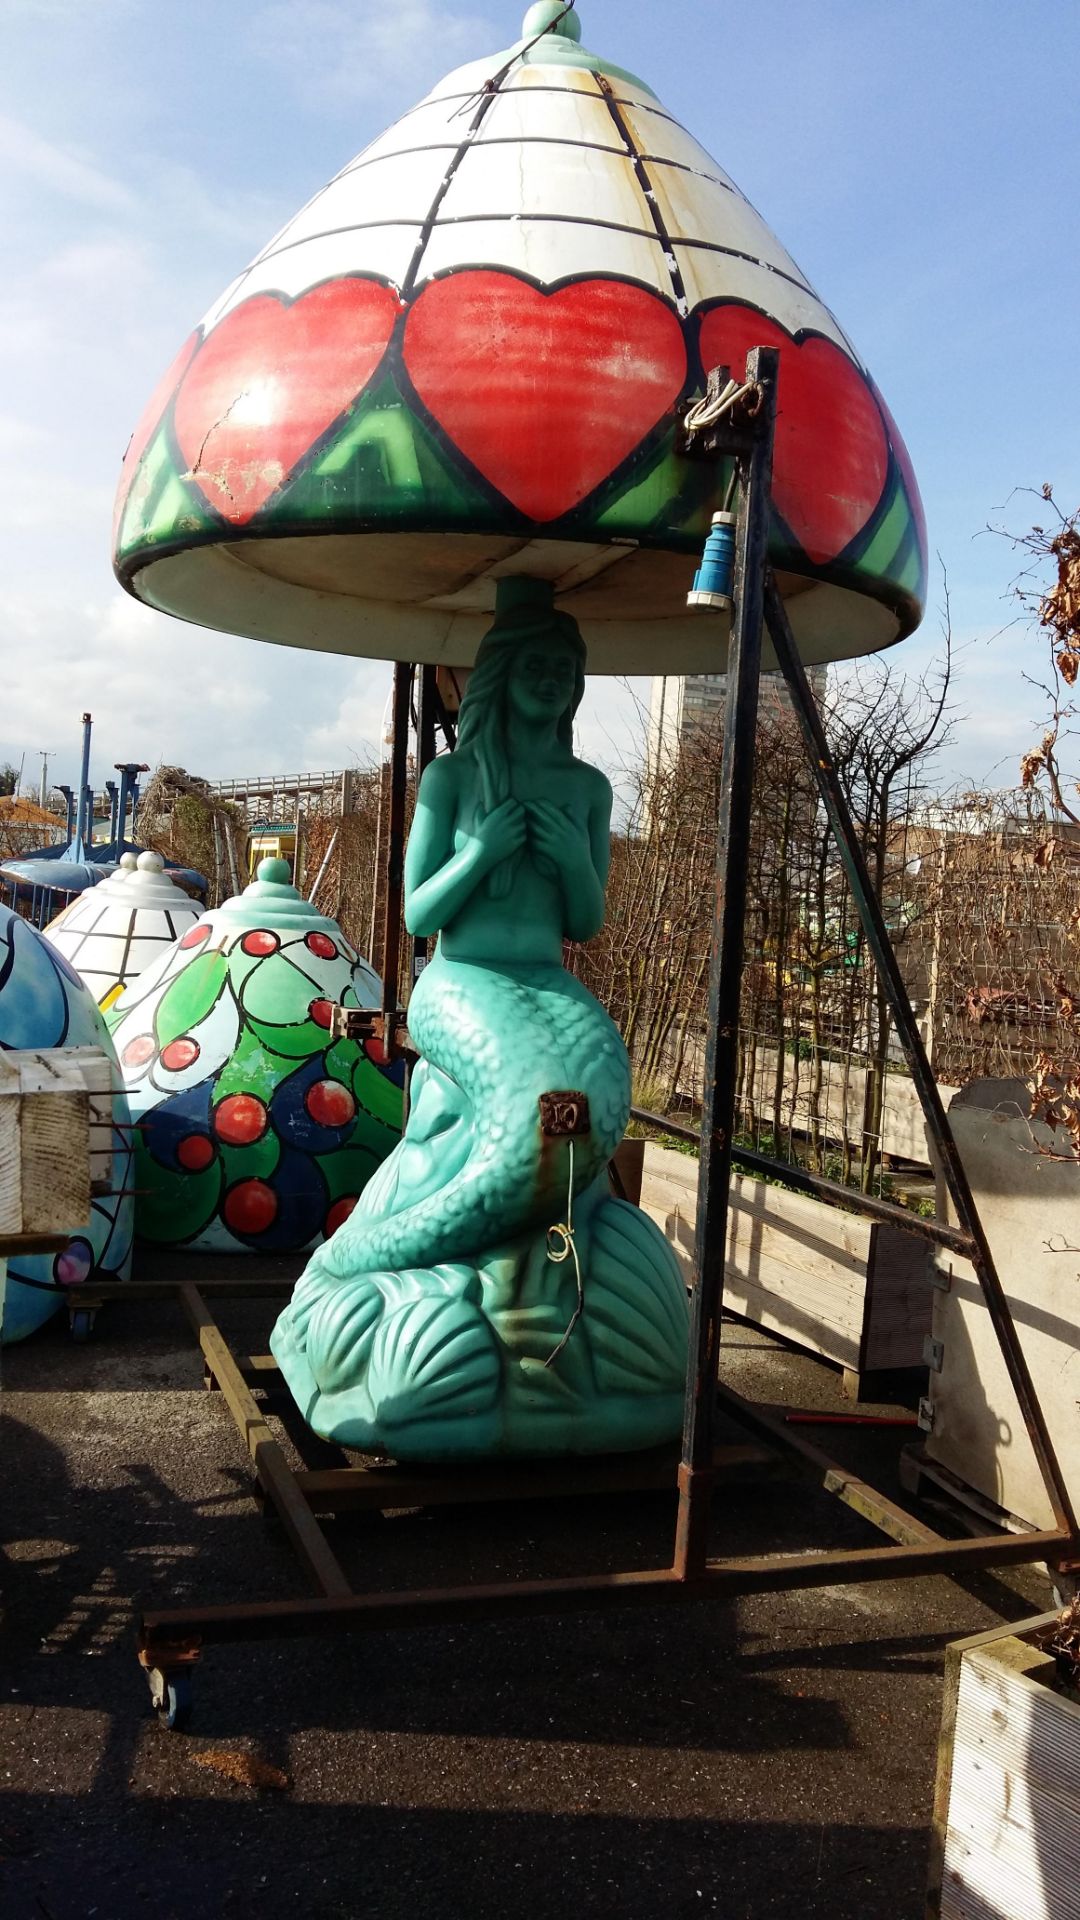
xmin=271 ymin=952 xmax=688 ymax=1458
xmin=305 ymin=954 xmax=630 ymax=1283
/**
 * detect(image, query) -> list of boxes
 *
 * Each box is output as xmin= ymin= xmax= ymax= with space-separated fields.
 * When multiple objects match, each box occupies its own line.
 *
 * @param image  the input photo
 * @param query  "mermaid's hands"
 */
xmin=525 ymin=801 xmax=592 ymax=879
xmin=472 ymin=799 xmax=528 ymax=870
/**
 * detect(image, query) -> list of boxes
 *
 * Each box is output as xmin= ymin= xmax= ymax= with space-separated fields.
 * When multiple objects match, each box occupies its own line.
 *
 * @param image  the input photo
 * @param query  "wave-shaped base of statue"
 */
xmin=271 ymin=958 xmax=688 ymax=1455
xmin=271 ymin=580 xmax=689 ymax=1459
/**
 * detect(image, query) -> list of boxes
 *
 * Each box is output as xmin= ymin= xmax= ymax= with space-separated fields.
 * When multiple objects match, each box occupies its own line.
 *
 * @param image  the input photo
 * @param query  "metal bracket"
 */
xmin=676 ymin=364 xmax=766 ymax=461
xmin=329 ymin=1005 xmax=411 ymax=1059
xmin=538 ymin=1091 xmax=591 ymax=1138
xmin=917 ymin=1396 xmax=936 ymax=1434
xmin=923 ymin=1335 xmax=945 ymax=1373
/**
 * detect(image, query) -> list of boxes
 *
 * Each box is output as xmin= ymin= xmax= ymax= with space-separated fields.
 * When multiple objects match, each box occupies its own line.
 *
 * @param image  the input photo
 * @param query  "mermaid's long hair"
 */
xmin=455 ymin=606 xmax=587 ymax=899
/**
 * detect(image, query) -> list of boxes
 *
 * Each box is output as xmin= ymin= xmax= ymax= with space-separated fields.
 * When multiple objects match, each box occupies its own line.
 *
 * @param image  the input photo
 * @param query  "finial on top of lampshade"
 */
xmin=522 ymin=2 xmax=582 ymax=43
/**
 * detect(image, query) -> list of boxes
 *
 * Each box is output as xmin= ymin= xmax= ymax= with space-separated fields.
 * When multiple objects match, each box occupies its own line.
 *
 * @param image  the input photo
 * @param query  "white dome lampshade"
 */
xmin=113 ymin=2 xmax=926 ymax=673
xmin=44 ymin=851 xmax=202 ymax=1010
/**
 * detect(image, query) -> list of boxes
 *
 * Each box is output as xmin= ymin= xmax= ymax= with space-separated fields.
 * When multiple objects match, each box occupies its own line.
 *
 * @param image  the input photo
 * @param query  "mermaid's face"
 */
xmin=506 ymin=637 xmax=578 ymax=723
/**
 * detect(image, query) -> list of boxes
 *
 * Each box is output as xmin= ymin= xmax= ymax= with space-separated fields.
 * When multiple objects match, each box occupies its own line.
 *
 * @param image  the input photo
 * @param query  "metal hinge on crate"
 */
xmin=923 ymin=1335 xmax=945 ymax=1372
xmin=917 ymin=1396 xmax=936 ymax=1433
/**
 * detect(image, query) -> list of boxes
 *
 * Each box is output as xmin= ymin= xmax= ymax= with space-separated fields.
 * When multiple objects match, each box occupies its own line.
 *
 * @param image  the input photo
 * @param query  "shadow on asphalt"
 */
xmin=1 ymin=1290 xmax=1047 ymax=1920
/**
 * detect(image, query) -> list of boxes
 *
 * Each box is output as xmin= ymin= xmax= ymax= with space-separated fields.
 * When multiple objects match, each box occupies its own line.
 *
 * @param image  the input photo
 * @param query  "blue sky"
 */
xmin=3 ymin=0 xmax=1078 ymax=797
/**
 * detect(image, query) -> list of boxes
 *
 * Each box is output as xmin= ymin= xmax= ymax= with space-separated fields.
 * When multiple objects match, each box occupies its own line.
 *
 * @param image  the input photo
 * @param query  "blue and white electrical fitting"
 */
xmin=687 ymin=510 xmax=736 ymax=611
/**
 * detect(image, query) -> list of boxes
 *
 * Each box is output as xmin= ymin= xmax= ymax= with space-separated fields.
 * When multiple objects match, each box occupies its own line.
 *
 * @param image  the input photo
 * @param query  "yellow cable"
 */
xmin=542 ymin=1136 xmax=585 ymax=1367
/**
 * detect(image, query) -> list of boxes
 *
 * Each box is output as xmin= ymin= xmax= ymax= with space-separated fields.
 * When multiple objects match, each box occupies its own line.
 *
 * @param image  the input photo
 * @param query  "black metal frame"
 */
xmin=129 ymin=345 xmax=1076 ymax=1691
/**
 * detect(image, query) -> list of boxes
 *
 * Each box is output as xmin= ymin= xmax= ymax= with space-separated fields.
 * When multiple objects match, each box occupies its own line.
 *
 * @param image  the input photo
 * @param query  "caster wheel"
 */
xmin=147 ymin=1666 xmax=194 ymax=1732
xmin=69 ymin=1308 xmax=96 ymax=1344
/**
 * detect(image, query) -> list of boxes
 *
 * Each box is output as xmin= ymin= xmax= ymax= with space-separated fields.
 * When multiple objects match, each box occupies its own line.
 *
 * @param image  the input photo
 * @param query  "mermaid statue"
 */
xmin=271 ymin=578 xmax=689 ymax=1458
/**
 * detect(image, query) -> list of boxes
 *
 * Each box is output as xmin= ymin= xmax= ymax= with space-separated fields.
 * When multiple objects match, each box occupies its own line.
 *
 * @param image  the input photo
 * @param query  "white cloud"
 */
xmin=0 ymin=413 xmax=47 ymax=453
xmin=252 ymin=0 xmax=499 ymax=108
xmin=304 ymin=661 xmax=395 ymax=766
xmin=1 ymin=0 xmax=135 ymax=14
xmin=0 ymin=588 xmax=384 ymax=787
xmin=0 ymin=111 xmax=137 ymax=213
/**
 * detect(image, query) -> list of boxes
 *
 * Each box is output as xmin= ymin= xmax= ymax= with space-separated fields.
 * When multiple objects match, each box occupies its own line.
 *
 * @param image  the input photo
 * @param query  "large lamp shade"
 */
xmin=113 ymin=3 xmax=926 ymax=672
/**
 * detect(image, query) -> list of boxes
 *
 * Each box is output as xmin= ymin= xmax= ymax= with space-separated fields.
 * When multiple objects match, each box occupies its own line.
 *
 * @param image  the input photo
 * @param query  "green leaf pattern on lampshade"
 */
xmin=113 ymin=6 xmax=926 ymax=675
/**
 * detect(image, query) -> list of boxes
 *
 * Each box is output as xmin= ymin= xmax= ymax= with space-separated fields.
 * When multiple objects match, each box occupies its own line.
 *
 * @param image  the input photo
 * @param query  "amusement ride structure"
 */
xmin=12 ymin=1 xmax=1070 ymax=1721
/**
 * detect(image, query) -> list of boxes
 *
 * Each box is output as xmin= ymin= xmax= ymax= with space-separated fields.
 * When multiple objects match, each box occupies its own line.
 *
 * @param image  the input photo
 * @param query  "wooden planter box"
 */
xmin=0 ymin=1048 xmax=101 ymax=1336
xmin=639 ymin=1140 xmax=931 ymax=1395
xmin=0 ymin=1048 xmax=94 ymax=1238
xmin=928 ymin=1611 xmax=1080 ymax=1919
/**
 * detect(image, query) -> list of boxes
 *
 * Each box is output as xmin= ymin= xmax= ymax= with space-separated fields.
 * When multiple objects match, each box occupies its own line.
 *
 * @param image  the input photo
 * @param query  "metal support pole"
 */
xmin=433 ymin=679 xmax=458 ymax=750
xmin=114 ymin=767 xmax=134 ymax=853
xmin=675 ymin=346 xmax=779 ymax=1579
xmin=73 ymin=713 xmax=92 ymax=859
xmin=763 ymin=577 xmax=1079 ymax=1542
xmin=307 ymin=826 xmax=339 ymax=909
xmin=105 ymin=781 xmax=119 ymax=853
xmin=381 ymin=662 xmax=413 ymax=1023
xmin=112 ymin=763 xmax=149 ymax=855
xmin=368 ymin=761 xmax=388 ymax=968
xmin=410 ymin=664 xmax=439 ymax=984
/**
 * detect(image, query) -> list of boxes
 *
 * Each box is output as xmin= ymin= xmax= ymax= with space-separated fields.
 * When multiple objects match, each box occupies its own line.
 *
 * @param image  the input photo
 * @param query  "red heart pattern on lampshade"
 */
xmin=114 ymin=11 xmax=927 ymax=666
xmin=112 ymin=329 xmax=199 ymax=544
xmin=870 ymin=376 xmax=927 ymax=559
xmin=403 ymin=272 xmax=687 ymax=523
xmin=699 ymin=306 xmax=889 ymax=564
xmin=173 ymin=279 xmax=404 ymax=525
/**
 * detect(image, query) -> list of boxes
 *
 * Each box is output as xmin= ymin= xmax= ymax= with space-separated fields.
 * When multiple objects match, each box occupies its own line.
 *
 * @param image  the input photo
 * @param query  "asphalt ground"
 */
xmin=0 ymin=1255 xmax=1052 ymax=1920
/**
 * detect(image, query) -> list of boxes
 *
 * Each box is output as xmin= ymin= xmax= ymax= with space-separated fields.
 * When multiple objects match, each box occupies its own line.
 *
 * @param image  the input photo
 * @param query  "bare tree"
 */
xmin=996 ymin=487 xmax=1080 ymax=821
xmin=827 ymin=608 xmax=954 ymax=1186
xmin=573 ymin=636 xmax=953 ymax=1194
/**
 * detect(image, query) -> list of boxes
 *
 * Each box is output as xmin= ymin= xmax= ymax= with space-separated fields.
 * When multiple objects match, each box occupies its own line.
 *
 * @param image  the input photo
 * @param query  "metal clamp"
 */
xmin=329 ymin=1006 xmax=411 ymax=1059
xmin=676 ymin=364 xmax=769 ymax=459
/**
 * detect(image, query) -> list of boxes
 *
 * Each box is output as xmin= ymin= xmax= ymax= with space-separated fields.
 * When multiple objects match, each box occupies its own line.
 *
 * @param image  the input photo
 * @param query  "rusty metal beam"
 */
xmin=764 ymin=577 xmax=1080 ymax=1547
xmin=179 ymin=1284 xmax=351 ymax=1600
xmin=0 ymin=1233 xmax=70 ymax=1255
xmin=628 ymin=1106 xmax=975 ymax=1258
xmin=138 ymin=1567 xmax=688 ymax=1651
xmin=677 ymin=347 xmax=779 ymax=1582
xmin=702 ymin=1529 xmax=1069 ymax=1593
xmin=294 ymin=1441 xmax=776 ymax=1515
xmin=136 ymin=1526 xmax=1070 ymax=1655
xmin=381 ymin=661 xmax=413 ymax=1022
xmin=73 ymin=1277 xmax=295 ymax=1298
xmin=410 ymin=664 xmax=439 ymax=985
xmin=713 ymin=1384 xmax=940 ymax=1548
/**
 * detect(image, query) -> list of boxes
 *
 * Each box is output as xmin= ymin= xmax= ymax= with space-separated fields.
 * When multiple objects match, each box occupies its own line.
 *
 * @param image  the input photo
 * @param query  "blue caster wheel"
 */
xmin=147 ymin=1666 xmax=194 ymax=1732
xmin=69 ymin=1307 xmax=96 ymax=1343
